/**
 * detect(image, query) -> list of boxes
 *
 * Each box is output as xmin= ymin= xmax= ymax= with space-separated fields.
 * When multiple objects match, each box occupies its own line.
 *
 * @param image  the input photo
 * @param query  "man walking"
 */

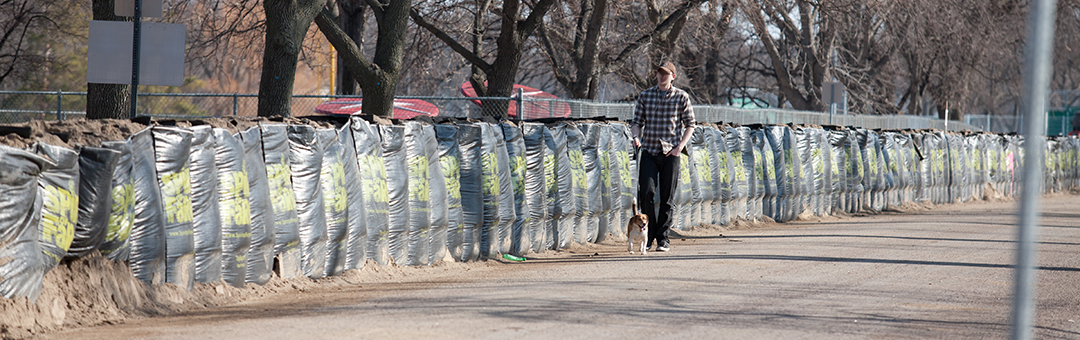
xmin=630 ymin=61 xmax=695 ymax=252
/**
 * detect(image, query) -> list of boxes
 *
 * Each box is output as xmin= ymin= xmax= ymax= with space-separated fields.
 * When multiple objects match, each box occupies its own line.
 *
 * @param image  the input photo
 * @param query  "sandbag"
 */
xmin=338 ymin=122 xmax=367 ymax=271
xmin=423 ymin=124 xmax=448 ymax=264
xmin=521 ymin=123 xmax=549 ymax=252
xmin=318 ymin=128 xmax=348 ymax=276
xmin=99 ymin=140 xmax=134 ymax=262
xmin=215 ymin=128 xmax=252 ymax=287
xmin=610 ymin=123 xmax=633 ymax=238
xmin=0 ymin=146 xmax=52 ymax=299
xmin=579 ymin=123 xmax=604 ymax=241
xmin=477 ymin=123 xmax=502 ymax=258
xmin=34 ymin=143 xmax=80 ymax=270
xmin=491 ymin=123 xmax=516 ymax=255
xmin=349 ymin=117 xmax=390 ymax=266
xmin=239 ymin=127 xmax=273 ymax=285
xmin=403 ymin=122 xmax=431 ymax=266
xmin=67 ymin=146 xmax=119 ymax=258
xmin=260 ymin=123 xmax=301 ymax=278
xmin=153 ymin=126 xmax=195 ymax=290
xmin=129 ymin=128 xmax=167 ymax=285
xmin=381 ymin=124 xmax=410 ymax=266
xmin=502 ymin=122 xmax=531 ymax=255
xmin=545 ymin=123 xmax=575 ymax=249
xmin=563 ymin=124 xmax=588 ymax=243
xmin=289 ymin=124 xmax=328 ymax=278
xmin=436 ymin=124 xmax=465 ymax=261
xmin=456 ymin=124 xmax=484 ymax=261
xmin=688 ymin=127 xmax=714 ymax=228
xmin=188 ymin=126 xmax=222 ymax=284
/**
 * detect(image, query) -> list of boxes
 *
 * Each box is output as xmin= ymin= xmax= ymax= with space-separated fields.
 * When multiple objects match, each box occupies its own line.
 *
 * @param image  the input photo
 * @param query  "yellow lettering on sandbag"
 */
xmin=42 ymin=183 xmax=78 ymax=253
xmin=161 ymin=169 xmax=193 ymax=224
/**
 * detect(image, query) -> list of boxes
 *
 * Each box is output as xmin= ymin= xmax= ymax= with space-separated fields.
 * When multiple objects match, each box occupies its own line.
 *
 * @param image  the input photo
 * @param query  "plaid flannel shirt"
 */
xmin=630 ymin=85 xmax=695 ymax=156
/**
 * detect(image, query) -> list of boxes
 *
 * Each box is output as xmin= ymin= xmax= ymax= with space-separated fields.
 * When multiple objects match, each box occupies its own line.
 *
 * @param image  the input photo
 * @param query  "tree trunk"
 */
xmin=86 ymin=0 xmax=130 ymax=120
xmin=335 ymin=0 xmax=365 ymax=95
xmin=258 ymin=0 xmax=326 ymax=118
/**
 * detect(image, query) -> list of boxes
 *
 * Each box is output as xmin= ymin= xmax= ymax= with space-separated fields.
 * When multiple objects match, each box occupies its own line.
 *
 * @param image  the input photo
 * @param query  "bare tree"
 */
xmin=257 ymin=0 xmax=327 ymax=117
xmin=411 ymin=0 xmax=559 ymax=117
xmin=86 ymin=0 xmax=129 ymax=119
xmin=314 ymin=0 xmax=412 ymax=117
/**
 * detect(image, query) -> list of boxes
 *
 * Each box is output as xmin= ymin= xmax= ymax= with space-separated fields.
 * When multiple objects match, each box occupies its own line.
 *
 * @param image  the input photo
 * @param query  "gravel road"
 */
xmin=43 ymin=195 xmax=1080 ymax=340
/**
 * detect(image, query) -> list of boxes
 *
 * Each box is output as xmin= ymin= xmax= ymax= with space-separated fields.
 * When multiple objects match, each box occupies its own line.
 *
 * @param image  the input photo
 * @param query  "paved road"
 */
xmin=45 ymin=195 xmax=1080 ymax=339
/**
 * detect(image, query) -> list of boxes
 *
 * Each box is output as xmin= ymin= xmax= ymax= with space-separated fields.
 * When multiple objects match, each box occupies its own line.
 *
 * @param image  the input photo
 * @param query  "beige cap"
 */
xmin=657 ymin=61 xmax=677 ymax=75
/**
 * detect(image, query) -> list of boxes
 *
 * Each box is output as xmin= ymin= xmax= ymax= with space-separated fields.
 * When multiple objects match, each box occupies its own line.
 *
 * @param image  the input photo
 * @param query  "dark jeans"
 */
xmin=638 ymin=150 xmax=680 ymax=248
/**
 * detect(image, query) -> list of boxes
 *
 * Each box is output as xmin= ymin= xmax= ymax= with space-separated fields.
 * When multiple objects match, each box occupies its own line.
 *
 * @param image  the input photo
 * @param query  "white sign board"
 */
xmin=87 ymin=21 xmax=185 ymax=86
xmin=822 ymin=81 xmax=846 ymax=106
xmin=115 ymin=0 xmax=163 ymax=17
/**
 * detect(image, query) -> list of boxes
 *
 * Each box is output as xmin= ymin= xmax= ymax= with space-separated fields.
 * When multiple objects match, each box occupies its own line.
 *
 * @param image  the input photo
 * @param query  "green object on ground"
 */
xmin=502 ymin=254 xmax=526 ymax=262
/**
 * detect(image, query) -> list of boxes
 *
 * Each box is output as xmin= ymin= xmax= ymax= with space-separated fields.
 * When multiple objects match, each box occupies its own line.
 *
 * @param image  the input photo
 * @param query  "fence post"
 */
xmin=516 ymin=87 xmax=524 ymax=122
xmin=233 ymin=92 xmax=239 ymax=116
xmin=56 ymin=89 xmax=64 ymax=121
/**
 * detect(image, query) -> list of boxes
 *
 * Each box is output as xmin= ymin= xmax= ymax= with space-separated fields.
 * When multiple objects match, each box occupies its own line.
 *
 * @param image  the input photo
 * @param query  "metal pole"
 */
xmin=1011 ymin=0 xmax=1056 ymax=339
xmin=129 ymin=0 xmax=142 ymax=119
xmin=233 ymin=92 xmax=239 ymax=116
xmin=56 ymin=89 xmax=63 ymax=121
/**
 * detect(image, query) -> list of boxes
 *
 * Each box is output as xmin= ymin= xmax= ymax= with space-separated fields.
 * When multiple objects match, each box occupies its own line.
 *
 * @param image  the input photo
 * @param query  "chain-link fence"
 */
xmin=1 ymin=90 xmax=983 ymax=131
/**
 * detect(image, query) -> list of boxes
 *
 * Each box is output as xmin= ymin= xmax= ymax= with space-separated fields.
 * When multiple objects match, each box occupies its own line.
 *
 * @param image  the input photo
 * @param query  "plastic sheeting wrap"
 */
xmin=492 ymin=125 xmax=516 ymax=255
xmin=260 ymin=124 xmax=301 ymax=278
xmin=214 ymin=128 xmax=251 ymax=287
xmin=129 ymin=128 xmax=167 ymax=285
xmin=772 ymin=126 xmax=804 ymax=222
xmin=857 ymin=129 xmax=884 ymax=211
xmin=688 ymin=128 xmax=714 ymax=228
xmin=521 ymin=123 xmax=550 ymax=251
xmin=722 ymin=127 xmax=750 ymax=221
xmin=350 ymin=118 xmax=390 ymax=266
xmin=153 ymin=126 xmax=195 ymax=290
xmin=563 ymin=124 xmax=588 ymax=244
xmin=289 ymin=125 xmax=328 ymax=278
xmin=188 ymin=126 xmax=222 ymax=285
xmin=0 ymin=146 xmax=52 ymax=299
xmin=922 ymin=132 xmax=947 ymax=204
xmin=423 ymin=124 xmax=448 ymax=264
xmin=610 ymin=123 xmax=634 ymax=239
xmin=338 ymin=122 xmax=367 ymax=270
xmin=671 ymin=144 xmax=692 ymax=230
xmin=968 ymin=134 xmax=988 ymax=200
xmin=545 ymin=123 xmax=575 ymax=250
xmin=844 ymin=130 xmax=864 ymax=213
xmin=456 ymin=124 xmax=484 ymax=261
xmin=436 ymin=125 xmax=465 ymax=261
xmin=827 ymin=128 xmax=849 ymax=213
xmin=317 ymin=128 xmax=348 ymax=276
xmin=876 ymin=132 xmax=902 ymax=209
xmin=894 ymin=133 xmax=920 ymax=204
xmin=68 ymin=146 xmax=119 ymax=258
xmin=402 ymin=122 xmax=431 ymax=266
xmin=35 ymin=143 xmax=80 ymax=270
xmin=99 ymin=140 xmax=133 ymax=262
xmin=502 ymin=123 xmax=531 ymax=255
xmin=594 ymin=123 xmax=614 ymax=243
xmin=579 ymin=123 xmax=604 ymax=242
xmin=708 ymin=127 xmax=732 ymax=225
xmin=477 ymin=123 xmax=503 ymax=258
xmin=794 ymin=127 xmax=820 ymax=217
xmin=239 ymin=127 xmax=273 ymax=285
xmin=381 ymin=124 xmax=410 ymax=266
xmin=753 ymin=129 xmax=776 ymax=221
xmin=946 ymin=133 xmax=967 ymax=202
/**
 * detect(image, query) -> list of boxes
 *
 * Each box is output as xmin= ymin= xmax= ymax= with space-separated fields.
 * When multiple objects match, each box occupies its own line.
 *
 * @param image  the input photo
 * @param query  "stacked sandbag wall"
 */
xmin=5 ymin=116 xmax=1080 ymax=300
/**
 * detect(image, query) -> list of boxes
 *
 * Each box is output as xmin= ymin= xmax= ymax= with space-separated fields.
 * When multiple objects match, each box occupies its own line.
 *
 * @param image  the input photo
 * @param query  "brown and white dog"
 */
xmin=627 ymin=202 xmax=649 ymax=254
